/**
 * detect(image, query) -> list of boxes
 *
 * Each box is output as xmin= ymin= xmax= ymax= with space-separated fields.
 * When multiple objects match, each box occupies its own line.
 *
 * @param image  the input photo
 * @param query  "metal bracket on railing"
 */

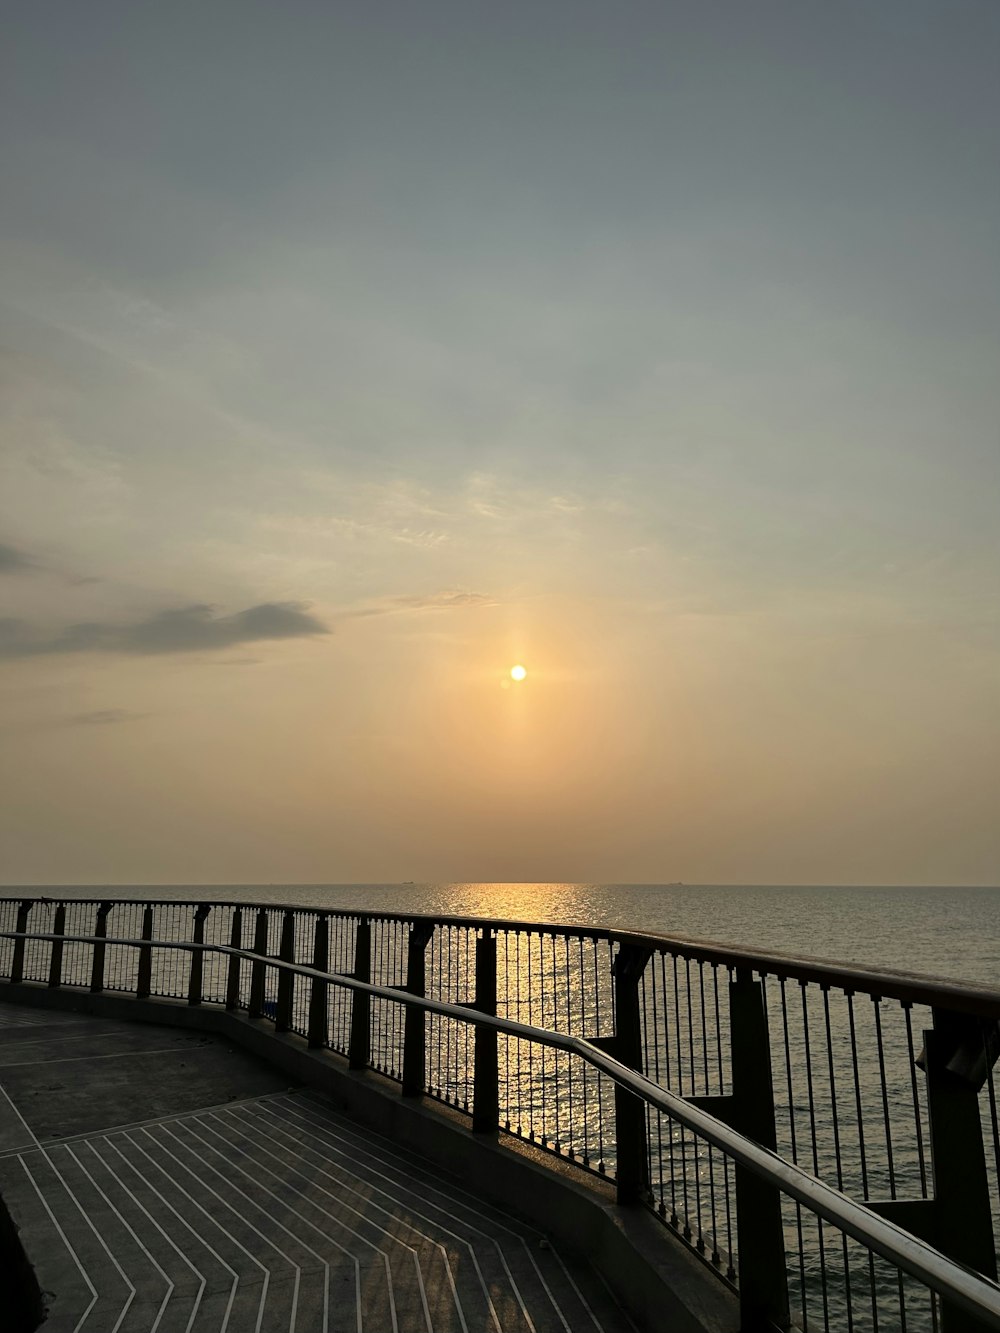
xmin=923 ymin=1010 xmax=1000 ymax=1332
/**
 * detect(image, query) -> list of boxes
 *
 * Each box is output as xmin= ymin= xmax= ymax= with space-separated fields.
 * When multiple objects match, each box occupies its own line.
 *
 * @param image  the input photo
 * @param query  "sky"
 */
xmin=1 ymin=1 xmax=998 ymax=886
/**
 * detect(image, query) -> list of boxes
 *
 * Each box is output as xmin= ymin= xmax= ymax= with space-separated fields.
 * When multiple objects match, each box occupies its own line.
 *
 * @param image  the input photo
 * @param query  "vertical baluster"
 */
xmin=136 ymin=904 xmax=154 ymax=999
xmin=730 ymin=966 xmax=789 ymax=1332
xmin=349 ymin=915 xmax=371 ymax=1069
xmin=90 ymin=901 xmax=112 ymax=993
xmin=248 ymin=908 xmax=269 ymax=1018
xmin=10 ymin=900 xmax=32 ymax=984
xmin=187 ymin=904 xmax=210 ymax=1005
xmin=225 ymin=907 xmax=243 ymax=1010
xmin=47 ymin=902 xmax=66 ymax=988
xmin=273 ymin=909 xmax=295 ymax=1032
xmin=403 ymin=921 xmax=433 ymax=1095
xmin=308 ymin=914 xmax=330 ymax=1049
xmin=612 ymin=942 xmax=652 ymax=1206
xmin=472 ymin=928 xmax=499 ymax=1133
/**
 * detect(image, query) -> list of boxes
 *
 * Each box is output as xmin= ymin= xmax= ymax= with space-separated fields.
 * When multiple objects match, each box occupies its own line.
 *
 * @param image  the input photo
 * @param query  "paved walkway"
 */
xmin=0 ymin=1002 xmax=637 ymax=1332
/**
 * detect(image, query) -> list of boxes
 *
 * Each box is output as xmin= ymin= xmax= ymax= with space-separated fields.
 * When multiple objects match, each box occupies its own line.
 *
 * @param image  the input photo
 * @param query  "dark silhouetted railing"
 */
xmin=2 ymin=896 xmax=999 ymax=1333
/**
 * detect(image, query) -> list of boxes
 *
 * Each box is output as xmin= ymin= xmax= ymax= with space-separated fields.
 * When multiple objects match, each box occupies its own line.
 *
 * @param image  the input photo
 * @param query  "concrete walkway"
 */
xmin=0 ymin=1002 xmax=637 ymax=1332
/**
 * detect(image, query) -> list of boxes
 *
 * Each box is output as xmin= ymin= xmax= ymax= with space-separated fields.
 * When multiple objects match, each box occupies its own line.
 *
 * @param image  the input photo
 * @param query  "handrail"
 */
xmin=3 ymin=927 xmax=1000 ymax=1329
xmin=3 ymin=894 xmax=999 ymax=1016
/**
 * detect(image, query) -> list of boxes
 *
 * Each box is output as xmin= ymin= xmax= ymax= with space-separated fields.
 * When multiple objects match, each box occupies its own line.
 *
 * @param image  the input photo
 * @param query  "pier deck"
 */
xmin=0 ymin=1003 xmax=636 ymax=1333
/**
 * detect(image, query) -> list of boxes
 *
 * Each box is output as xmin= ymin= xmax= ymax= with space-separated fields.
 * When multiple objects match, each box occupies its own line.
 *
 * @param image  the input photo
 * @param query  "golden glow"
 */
xmin=510 ymin=664 xmax=527 ymax=682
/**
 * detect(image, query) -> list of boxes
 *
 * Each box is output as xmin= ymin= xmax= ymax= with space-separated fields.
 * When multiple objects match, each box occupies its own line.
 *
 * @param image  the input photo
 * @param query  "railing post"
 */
xmin=924 ymin=1007 xmax=998 ymax=1333
xmin=225 ymin=907 xmax=243 ymax=1010
xmin=612 ymin=942 xmax=652 ymax=1204
xmin=403 ymin=921 xmax=434 ymax=1096
xmin=308 ymin=914 xmax=330 ymax=1049
xmin=10 ymin=900 xmax=32 ymax=984
xmin=349 ymin=916 xmax=371 ymax=1070
xmin=473 ymin=930 xmax=499 ymax=1132
xmin=730 ymin=967 xmax=790 ymax=1332
xmin=248 ymin=909 xmax=269 ymax=1018
xmin=136 ymin=904 xmax=154 ymax=999
xmin=90 ymin=902 xmax=112 ymax=993
xmin=47 ymin=903 xmax=66 ymax=988
xmin=275 ymin=910 xmax=295 ymax=1033
xmin=187 ymin=904 xmax=210 ymax=1005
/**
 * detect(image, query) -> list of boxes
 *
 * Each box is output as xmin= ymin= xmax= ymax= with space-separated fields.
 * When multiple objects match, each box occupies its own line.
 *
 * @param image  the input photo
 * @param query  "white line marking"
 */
xmin=208 ymin=1108 xmax=405 ymax=1333
xmin=86 ymin=1138 xmax=211 ymax=1333
xmin=284 ymin=1094 xmax=541 ymax=1328
xmin=295 ymin=1089 xmax=610 ymax=1333
xmin=155 ymin=1122 xmax=319 ymax=1333
xmin=19 ymin=1154 xmax=99 ymax=1333
xmin=0 ymin=1028 xmax=162 ymax=1051
xmin=0 ymin=1043 xmax=211 ymax=1069
xmin=253 ymin=1103 xmax=481 ymax=1333
xmin=182 ymin=1117 xmax=339 ymax=1333
xmin=66 ymin=1143 xmax=178 ymax=1333
xmin=0 ymin=1088 xmax=292 ymax=1161
xmin=117 ymin=1131 xmax=264 ymax=1333
xmin=139 ymin=1125 xmax=286 ymax=1333
xmin=297 ymin=1091 xmax=607 ymax=1331
xmin=235 ymin=1103 xmax=457 ymax=1333
xmin=271 ymin=1097 xmax=512 ymax=1333
xmin=43 ymin=1143 xmax=137 ymax=1333
xmin=0 ymin=1080 xmax=41 ymax=1149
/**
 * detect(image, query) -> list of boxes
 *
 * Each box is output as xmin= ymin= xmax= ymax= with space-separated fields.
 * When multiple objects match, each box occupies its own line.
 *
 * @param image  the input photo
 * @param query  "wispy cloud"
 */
xmin=66 ymin=708 xmax=149 ymax=726
xmin=392 ymin=591 xmax=497 ymax=611
xmin=341 ymin=590 xmax=498 ymax=620
xmin=0 ymin=601 xmax=328 ymax=658
xmin=0 ymin=541 xmax=34 ymax=573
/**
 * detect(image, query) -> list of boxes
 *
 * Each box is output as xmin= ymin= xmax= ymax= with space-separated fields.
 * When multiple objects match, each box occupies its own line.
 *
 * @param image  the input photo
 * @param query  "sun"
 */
xmin=510 ymin=664 xmax=527 ymax=682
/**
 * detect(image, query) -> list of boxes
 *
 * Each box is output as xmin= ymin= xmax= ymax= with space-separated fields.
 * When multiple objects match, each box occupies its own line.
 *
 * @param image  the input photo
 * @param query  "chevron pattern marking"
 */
xmin=0 ymin=1005 xmax=639 ymax=1333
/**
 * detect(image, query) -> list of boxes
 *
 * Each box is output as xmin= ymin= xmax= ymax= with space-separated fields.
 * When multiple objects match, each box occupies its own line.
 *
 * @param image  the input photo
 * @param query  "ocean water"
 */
xmin=33 ymin=882 xmax=1000 ymax=987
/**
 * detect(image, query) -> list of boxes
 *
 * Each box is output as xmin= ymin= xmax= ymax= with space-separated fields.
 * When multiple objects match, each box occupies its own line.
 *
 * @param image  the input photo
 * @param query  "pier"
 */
xmin=2 ymin=897 xmax=999 ymax=1332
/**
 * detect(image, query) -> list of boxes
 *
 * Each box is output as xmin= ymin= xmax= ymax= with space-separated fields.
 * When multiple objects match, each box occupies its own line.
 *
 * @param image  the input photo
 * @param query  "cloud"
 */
xmin=67 ymin=709 xmax=148 ymax=726
xmin=0 ymin=601 xmax=328 ymax=658
xmin=0 ymin=541 xmax=34 ymax=573
xmin=393 ymin=591 xmax=497 ymax=611
xmin=340 ymin=590 xmax=498 ymax=620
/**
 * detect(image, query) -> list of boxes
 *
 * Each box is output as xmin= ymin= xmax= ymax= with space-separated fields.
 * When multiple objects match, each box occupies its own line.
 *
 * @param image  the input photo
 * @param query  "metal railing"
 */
xmin=1 ymin=896 xmax=999 ymax=1333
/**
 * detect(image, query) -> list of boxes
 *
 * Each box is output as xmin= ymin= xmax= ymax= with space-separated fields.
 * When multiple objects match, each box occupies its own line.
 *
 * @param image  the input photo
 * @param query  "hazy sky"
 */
xmin=2 ymin=2 xmax=998 ymax=885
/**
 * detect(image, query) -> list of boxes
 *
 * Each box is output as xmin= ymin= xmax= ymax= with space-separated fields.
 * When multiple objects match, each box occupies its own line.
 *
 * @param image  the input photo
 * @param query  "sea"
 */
xmin=25 ymin=882 xmax=1000 ymax=987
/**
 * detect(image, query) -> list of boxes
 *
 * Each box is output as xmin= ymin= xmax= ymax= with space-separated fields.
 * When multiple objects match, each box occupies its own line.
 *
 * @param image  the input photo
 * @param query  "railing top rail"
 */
xmin=2 ymin=895 xmax=999 ymax=1016
xmin=3 ymin=924 xmax=1000 ymax=1328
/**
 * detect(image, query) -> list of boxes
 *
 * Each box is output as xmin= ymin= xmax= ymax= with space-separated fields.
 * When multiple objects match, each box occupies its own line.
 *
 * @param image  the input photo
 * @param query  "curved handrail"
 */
xmin=3 ymin=895 xmax=1000 ymax=1016
xmin=3 ymin=926 xmax=1000 ymax=1329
